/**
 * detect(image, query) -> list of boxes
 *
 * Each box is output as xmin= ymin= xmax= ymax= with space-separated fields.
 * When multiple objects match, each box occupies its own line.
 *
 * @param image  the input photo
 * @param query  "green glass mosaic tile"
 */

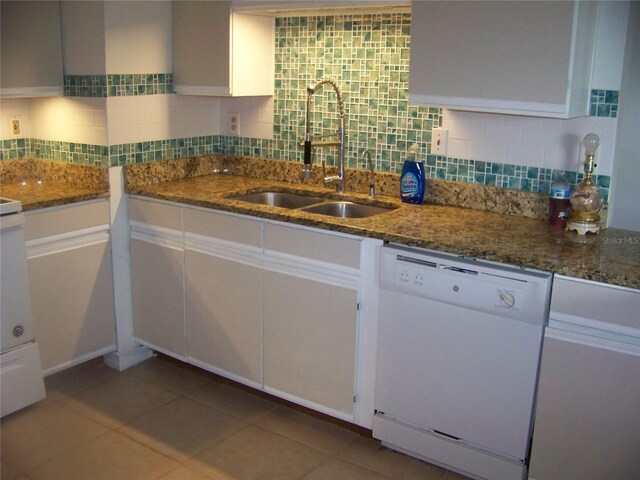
xmin=590 ymin=89 xmax=619 ymax=118
xmin=64 ymin=73 xmax=174 ymax=97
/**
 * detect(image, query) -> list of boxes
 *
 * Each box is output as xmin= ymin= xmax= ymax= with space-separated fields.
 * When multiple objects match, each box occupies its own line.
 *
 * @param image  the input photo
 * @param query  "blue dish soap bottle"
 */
xmin=400 ymin=144 xmax=426 ymax=204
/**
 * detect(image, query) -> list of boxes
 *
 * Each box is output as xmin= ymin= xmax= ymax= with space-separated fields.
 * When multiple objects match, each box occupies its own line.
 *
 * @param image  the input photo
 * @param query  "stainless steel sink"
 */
xmin=231 ymin=191 xmax=395 ymax=218
xmin=231 ymin=191 xmax=325 ymax=209
xmin=299 ymin=201 xmax=394 ymax=218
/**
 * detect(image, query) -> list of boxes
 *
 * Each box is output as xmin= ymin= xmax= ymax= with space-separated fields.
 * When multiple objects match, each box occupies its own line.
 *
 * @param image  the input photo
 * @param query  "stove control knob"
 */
xmin=13 ymin=325 xmax=24 ymax=337
xmin=499 ymin=291 xmax=515 ymax=308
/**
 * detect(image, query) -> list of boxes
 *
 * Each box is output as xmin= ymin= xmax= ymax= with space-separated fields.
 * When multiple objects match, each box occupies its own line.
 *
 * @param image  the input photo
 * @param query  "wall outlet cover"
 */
xmin=9 ymin=115 xmax=22 ymax=138
xmin=228 ymin=112 xmax=240 ymax=136
xmin=431 ymin=127 xmax=448 ymax=156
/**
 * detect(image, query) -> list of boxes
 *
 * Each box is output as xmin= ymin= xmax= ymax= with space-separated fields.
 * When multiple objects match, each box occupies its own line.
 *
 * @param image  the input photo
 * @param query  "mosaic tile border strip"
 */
xmin=30 ymin=139 xmax=109 ymax=166
xmin=0 ymin=135 xmax=611 ymax=201
xmin=590 ymin=89 xmax=619 ymax=118
xmin=64 ymin=73 xmax=174 ymax=97
xmin=109 ymin=136 xmax=218 ymax=166
xmin=0 ymin=138 xmax=31 ymax=160
xmin=215 ymin=136 xmax=611 ymax=202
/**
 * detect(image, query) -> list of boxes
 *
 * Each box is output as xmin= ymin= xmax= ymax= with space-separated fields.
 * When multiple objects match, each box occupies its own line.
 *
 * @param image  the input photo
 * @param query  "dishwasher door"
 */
xmin=373 ymin=245 xmax=551 ymax=478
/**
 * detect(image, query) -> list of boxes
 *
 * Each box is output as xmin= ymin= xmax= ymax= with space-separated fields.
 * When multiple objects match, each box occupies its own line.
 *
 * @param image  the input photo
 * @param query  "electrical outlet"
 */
xmin=9 ymin=116 xmax=22 ymax=137
xmin=430 ymin=127 xmax=448 ymax=156
xmin=228 ymin=112 xmax=240 ymax=136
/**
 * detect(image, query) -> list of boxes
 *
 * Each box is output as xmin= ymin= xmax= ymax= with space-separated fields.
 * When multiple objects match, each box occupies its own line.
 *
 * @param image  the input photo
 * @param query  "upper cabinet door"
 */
xmin=409 ymin=1 xmax=598 ymax=118
xmin=1 ymin=1 xmax=64 ymax=98
xmin=172 ymin=0 xmax=274 ymax=96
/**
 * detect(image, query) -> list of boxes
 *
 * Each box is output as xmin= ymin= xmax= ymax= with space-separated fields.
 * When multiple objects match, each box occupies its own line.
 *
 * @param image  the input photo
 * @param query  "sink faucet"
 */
xmin=361 ymin=150 xmax=376 ymax=197
xmin=302 ymin=77 xmax=346 ymax=193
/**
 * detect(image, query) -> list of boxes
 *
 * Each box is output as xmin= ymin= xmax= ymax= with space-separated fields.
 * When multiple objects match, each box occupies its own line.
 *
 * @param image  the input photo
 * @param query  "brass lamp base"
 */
xmin=566 ymin=212 xmax=600 ymax=235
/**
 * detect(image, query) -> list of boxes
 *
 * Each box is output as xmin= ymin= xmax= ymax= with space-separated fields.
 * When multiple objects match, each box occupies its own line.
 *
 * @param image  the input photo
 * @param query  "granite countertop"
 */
xmin=2 ymin=156 xmax=637 ymax=289
xmin=127 ymin=173 xmax=640 ymax=290
xmin=0 ymin=158 xmax=109 ymax=210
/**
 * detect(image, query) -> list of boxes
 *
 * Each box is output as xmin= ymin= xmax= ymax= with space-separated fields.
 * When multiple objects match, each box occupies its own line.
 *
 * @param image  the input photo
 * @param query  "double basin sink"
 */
xmin=231 ymin=191 xmax=395 ymax=218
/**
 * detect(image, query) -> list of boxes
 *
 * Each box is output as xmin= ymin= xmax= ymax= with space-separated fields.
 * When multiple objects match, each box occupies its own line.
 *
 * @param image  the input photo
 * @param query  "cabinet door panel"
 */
xmin=263 ymin=270 xmax=357 ymax=414
xmin=409 ymin=1 xmax=596 ymax=117
xmin=131 ymin=238 xmax=185 ymax=357
xmin=29 ymin=242 xmax=116 ymax=371
xmin=185 ymin=250 xmax=262 ymax=383
xmin=1 ymin=0 xmax=63 ymax=96
xmin=530 ymin=336 xmax=640 ymax=479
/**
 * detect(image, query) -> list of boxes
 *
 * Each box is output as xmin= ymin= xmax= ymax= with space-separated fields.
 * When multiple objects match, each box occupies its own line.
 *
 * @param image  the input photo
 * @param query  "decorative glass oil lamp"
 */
xmin=566 ymin=133 xmax=603 ymax=235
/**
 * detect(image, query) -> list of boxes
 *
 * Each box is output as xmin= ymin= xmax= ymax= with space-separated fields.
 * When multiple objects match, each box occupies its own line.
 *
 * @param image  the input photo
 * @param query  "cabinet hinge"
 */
xmin=353 ymin=395 xmax=357 ymax=403
xmin=356 ymin=302 xmax=360 ymax=311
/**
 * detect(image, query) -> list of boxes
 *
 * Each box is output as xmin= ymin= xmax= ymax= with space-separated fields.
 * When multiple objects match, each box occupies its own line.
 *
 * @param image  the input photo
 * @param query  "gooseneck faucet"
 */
xmin=302 ymin=77 xmax=346 ymax=193
xmin=361 ymin=150 xmax=376 ymax=197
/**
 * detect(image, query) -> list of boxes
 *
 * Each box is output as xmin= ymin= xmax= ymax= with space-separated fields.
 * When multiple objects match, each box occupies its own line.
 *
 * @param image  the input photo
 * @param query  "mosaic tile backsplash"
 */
xmin=64 ymin=73 xmax=174 ymax=97
xmin=1 ymin=12 xmax=616 ymax=202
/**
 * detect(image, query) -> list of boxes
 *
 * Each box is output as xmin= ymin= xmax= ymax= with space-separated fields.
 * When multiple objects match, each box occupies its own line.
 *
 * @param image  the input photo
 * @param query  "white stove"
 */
xmin=1 ymin=197 xmax=46 ymax=417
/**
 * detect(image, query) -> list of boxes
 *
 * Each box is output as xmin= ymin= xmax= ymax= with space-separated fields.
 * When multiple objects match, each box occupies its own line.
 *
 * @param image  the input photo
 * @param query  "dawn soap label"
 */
xmin=400 ymin=161 xmax=425 ymax=204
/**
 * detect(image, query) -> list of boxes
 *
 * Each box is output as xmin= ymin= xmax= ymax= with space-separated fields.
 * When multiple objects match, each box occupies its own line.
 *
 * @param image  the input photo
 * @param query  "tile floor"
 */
xmin=1 ymin=354 xmax=470 ymax=480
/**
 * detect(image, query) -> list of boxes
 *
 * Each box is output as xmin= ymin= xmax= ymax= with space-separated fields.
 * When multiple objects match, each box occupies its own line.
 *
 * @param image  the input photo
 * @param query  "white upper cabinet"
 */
xmin=1 ymin=1 xmax=64 ymax=98
xmin=409 ymin=1 xmax=598 ymax=118
xmin=232 ymin=0 xmax=410 ymax=14
xmin=172 ymin=0 xmax=274 ymax=96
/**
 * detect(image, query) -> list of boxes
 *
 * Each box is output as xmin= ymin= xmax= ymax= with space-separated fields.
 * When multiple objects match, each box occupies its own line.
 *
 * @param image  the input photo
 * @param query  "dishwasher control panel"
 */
xmin=381 ymin=245 xmax=552 ymax=325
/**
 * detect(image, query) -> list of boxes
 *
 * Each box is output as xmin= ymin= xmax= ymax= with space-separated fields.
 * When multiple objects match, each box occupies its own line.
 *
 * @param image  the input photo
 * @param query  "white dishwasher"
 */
xmin=373 ymin=245 xmax=552 ymax=480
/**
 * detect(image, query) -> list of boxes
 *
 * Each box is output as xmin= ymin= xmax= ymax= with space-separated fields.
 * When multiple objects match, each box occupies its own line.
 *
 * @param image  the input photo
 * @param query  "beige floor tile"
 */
xmin=125 ymin=356 xmax=212 ymax=395
xmin=118 ymin=396 xmax=249 ymax=463
xmin=302 ymin=458 xmax=393 ymax=480
xmin=157 ymin=465 xmax=219 ymax=480
xmin=0 ymin=401 xmax=110 ymax=472
xmin=28 ymin=431 xmax=178 ymax=480
xmin=1 ymin=459 xmax=25 ymax=480
xmin=61 ymin=373 xmax=180 ymax=428
xmin=187 ymin=381 xmax=278 ymax=422
xmin=338 ymin=437 xmax=445 ymax=480
xmin=187 ymin=425 xmax=329 ymax=480
xmin=43 ymin=357 xmax=118 ymax=402
xmin=255 ymin=405 xmax=359 ymax=454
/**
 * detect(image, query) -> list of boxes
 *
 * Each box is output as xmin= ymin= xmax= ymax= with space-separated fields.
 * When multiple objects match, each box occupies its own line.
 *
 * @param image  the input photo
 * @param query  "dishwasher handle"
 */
xmin=396 ymin=254 xmax=478 ymax=276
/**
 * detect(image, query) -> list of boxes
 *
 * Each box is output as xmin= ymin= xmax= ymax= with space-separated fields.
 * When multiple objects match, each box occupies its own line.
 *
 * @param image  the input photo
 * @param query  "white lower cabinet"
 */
xmin=529 ymin=276 xmax=640 ymax=480
xmin=185 ymin=250 xmax=263 ymax=384
xmin=263 ymin=270 xmax=358 ymax=416
xmin=130 ymin=238 xmax=185 ymax=358
xmin=262 ymin=222 xmax=362 ymax=419
xmin=128 ymin=197 xmax=380 ymax=426
xmin=129 ymin=198 xmax=185 ymax=358
xmin=25 ymin=200 xmax=116 ymax=374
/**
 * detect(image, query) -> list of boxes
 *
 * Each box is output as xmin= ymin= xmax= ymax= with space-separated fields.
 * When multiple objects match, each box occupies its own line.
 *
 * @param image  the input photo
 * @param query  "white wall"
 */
xmin=107 ymin=95 xmax=220 ymax=145
xmin=592 ymin=0 xmax=630 ymax=90
xmin=442 ymin=111 xmax=616 ymax=175
xmin=219 ymin=97 xmax=274 ymax=138
xmin=0 ymin=98 xmax=31 ymax=139
xmin=30 ymin=97 xmax=108 ymax=145
xmin=609 ymin=2 xmax=640 ymax=231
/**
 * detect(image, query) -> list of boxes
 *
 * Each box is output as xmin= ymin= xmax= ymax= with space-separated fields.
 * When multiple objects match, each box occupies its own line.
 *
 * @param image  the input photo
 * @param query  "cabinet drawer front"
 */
xmin=25 ymin=200 xmax=110 ymax=240
xmin=264 ymin=223 xmax=360 ymax=269
xmin=184 ymin=208 xmax=262 ymax=248
xmin=128 ymin=198 xmax=182 ymax=230
xmin=551 ymin=276 xmax=640 ymax=330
